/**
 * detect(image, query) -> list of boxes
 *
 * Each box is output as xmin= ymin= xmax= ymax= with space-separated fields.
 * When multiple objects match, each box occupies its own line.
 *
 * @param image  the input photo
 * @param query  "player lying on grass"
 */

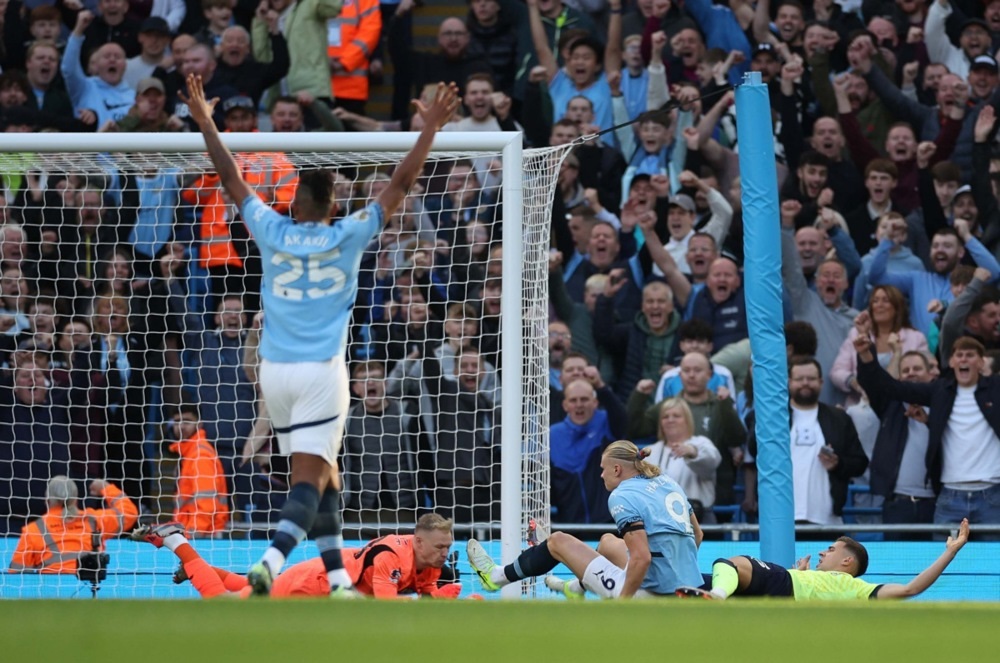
xmin=468 ymin=440 xmax=704 ymax=599
xmin=132 ymin=513 xmax=462 ymax=599
xmin=676 ymin=518 xmax=970 ymax=600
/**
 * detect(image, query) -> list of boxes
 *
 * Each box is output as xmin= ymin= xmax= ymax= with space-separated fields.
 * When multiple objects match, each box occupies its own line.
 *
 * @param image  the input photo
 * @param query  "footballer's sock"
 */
xmin=216 ymin=568 xmax=250 ymax=592
xmin=503 ymin=541 xmax=558 ymax=583
xmin=161 ymin=533 xmax=187 ymax=553
xmin=566 ymin=579 xmax=584 ymax=595
xmin=174 ymin=542 xmax=199 ymax=565
xmin=318 ymin=536 xmax=352 ymax=589
xmin=711 ymin=558 xmax=739 ymax=599
xmin=262 ymin=483 xmax=320 ymax=573
xmin=315 ymin=487 xmax=352 ymax=588
xmin=183 ymin=557 xmax=228 ymax=598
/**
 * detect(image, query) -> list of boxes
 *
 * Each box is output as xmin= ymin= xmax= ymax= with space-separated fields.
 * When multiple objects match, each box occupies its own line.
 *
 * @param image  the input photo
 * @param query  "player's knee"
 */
xmin=597 ymin=533 xmax=619 ymax=554
xmin=548 ymin=531 xmax=572 ymax=553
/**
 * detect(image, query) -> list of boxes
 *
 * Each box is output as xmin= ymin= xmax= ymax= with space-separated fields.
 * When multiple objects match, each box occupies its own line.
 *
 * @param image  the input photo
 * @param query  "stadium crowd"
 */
xmin=2 ymin=0 xmax=1000 ymax=559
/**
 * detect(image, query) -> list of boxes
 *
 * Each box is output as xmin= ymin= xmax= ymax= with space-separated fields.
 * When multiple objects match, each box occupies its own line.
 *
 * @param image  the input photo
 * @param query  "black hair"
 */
xmin=785 ymin=321 xmax=818 ymax=356
xmin=175 ymin=401 xmax=200 ymax=420
xmin=298 ymin=169 xmax=336 ymax=208
xmin=678 ymin=319 xmax=714 ymax=343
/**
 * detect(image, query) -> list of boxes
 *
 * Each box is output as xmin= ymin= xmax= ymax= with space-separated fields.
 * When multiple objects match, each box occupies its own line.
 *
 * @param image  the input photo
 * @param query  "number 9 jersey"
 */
xmin=607 ymin=475 xmax=704 ymax=594
xmin=241 ymin=195 xmax=383 ymax=362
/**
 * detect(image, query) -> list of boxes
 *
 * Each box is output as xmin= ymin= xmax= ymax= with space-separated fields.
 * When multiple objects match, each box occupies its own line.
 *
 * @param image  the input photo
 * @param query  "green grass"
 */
xmin=1 ymin=600 xmax=998 ymax=662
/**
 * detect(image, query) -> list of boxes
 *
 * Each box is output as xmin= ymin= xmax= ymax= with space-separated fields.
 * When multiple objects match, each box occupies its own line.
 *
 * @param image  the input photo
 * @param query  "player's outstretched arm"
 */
xmin=377 ymin=82 xmax=461 ymax=220
xmin=620 ymin=524 xmax=652 ymax=598
xmin=181 ymin=73 xmax=254 ymax=206
xmin=876 ymin=519 xmax=969 ymax=599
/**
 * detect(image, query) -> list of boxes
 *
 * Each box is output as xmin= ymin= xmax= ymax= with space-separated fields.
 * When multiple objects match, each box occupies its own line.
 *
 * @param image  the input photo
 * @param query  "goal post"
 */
xmin=0 ymin=131 xmax=567 ymax=598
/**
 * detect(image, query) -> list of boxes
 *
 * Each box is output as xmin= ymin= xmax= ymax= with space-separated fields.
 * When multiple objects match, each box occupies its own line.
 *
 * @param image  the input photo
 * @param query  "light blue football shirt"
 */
xmin=607 ymin=475 xmax=704 ymax=594
xmin=240 ymin=195 xmax=382 ymax=363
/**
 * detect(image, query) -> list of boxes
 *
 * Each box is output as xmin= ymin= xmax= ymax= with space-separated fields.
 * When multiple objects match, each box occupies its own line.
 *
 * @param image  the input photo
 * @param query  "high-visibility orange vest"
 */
xmin=182 ymin=149 xmax=298 ymax=270
xmin=183 ymin=173 xmax=244 ymax=271
xmin=327 ymin=0 xmax=382 ymax=102
xmin=171 ymin=428 xmax=230 ymax=535
xmin=240 ymin=149 xmax=298 ymax=215
xmin=8 ymin=484 xmax=138 ymax=574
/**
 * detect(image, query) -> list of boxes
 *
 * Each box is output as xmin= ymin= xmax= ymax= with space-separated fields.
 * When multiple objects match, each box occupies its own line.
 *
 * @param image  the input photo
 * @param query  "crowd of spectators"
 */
xmin=2 ymin=0 xmax=1000 ymax=540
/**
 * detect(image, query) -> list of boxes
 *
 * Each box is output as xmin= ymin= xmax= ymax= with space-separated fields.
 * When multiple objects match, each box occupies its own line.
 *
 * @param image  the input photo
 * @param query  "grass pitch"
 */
xmin=1 ymin=599 xmax=997 ymax=662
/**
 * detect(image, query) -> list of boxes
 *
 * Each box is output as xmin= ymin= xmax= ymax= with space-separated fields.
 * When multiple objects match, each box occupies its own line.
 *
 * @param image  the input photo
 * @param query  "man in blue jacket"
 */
xmin=550 ymin=367 xmax=627 ymax=524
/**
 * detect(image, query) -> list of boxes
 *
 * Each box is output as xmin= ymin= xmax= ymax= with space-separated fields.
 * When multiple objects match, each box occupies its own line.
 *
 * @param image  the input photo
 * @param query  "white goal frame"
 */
xmin=1 ymin=131 xmax=535 ymax=599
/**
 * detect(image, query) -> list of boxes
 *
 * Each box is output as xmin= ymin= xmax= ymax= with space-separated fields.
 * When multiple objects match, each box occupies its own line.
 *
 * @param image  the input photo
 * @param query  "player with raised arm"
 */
xmin=467 ymin=440 xmax=704 ymax=599
xmin=181 ymin=74 xmax=460 ymax=596
xmin=676 ymin=519 xmax=970 ymax=600
xmin=130 ymin=514 xmax=462 ymax=599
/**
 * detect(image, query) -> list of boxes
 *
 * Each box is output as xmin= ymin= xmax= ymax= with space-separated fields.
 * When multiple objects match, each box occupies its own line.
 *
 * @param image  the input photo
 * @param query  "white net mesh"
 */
xmin=0 ymin=136 xmax=568 ymax=598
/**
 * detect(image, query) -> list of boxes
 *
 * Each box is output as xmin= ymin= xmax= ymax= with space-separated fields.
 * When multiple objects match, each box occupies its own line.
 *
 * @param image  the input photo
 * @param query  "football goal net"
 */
xmin=0 ymin=131 xmax=566 ymax=598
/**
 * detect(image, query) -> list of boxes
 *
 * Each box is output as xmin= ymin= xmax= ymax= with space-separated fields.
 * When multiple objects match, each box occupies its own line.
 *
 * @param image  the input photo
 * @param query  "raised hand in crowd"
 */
xmin=548 ymin=249 xmax=564 ymax=272
xmin=491 ymin=92 xmax=512 ymax=121
xmin=780 ymin=198 xmax=802 ymax=228
xmin=582 ymin=365 xmax=605 ymax=389
xmin=620 ymin=198 xmax=644 ymax=232
xmin=673 ymin=84 xmax=700 ymax=112
xmin=607 ymin=68 xmax=622 ymax=96
xmin=780 ymin=56 xmax=804 ymax=96
xmin=953 ymin=218 xmax=972 ymax=242
xmin=975 ymin=104 xmax=996 ymax=143
xmin=846 ymin=34 xmax=875 ymax=74
xmin=74 ymin=9 xmax=94 ymax=35
xmin=916 ymin=141 xmax=937 ymax=169
xmin=583 ymin=188 xmax=604 ymax=213
xmin=853 ymin=311 xmax=875 ymax=363
xmin=816 ymin=187 xmax=834 ymax=209
xmin=650 ymin=173 xmax=671 ymax=198
xmin=682 ymin=126 xmax=701 ymax=151
xmin=605 ymin=268 xmax=629 ymax=297
xmin=651 ymin=29 xmax=668 ymax=61
xmin=635 ymin=379 xmax=657 ymax=396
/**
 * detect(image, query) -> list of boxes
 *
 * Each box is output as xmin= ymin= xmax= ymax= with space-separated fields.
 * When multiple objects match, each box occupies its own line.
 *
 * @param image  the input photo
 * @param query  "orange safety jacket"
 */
xmin=171 ymin=428 xmax=230 ymax=535
xmin=327 ymin=0 xmax=382 ymax=102
xmin=8 ymin=484 xmax=139 ymax=574
xmin=182 ymin=173 xmax=243 ymax=270
xmin=182 ymin=145 xmax=298 ymax=270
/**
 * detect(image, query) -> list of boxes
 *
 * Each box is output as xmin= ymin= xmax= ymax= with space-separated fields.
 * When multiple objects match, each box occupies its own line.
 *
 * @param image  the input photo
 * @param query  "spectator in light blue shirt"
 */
xmin=61 ymin=12 xmax=136 ymax=128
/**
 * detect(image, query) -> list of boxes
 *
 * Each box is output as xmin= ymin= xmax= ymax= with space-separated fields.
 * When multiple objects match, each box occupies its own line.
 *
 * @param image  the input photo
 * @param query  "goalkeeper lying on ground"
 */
xmin=132 ymin=513 xmax=462 ymax=599
xmin=676 ymin=519 xmax=970 ymax=601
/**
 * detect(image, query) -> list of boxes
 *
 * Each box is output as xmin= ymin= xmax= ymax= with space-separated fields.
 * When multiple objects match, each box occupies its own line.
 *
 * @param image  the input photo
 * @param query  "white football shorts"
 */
xmin=582 ymin=556 xmax=656 ymax=599
xmin=259 ymin=357 xmax=349 ymax=466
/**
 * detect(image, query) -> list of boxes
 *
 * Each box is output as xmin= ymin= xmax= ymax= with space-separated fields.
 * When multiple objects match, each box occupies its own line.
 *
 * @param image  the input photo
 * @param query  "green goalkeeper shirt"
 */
xmin=788 ymin=570 xmax=882 ymax=600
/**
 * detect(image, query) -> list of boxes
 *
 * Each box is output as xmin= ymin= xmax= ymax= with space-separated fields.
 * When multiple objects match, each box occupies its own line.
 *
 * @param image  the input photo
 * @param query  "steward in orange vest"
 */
xmin=182 ymin=106 xmax=298 ymax=274
xmin=169 ymin=403 xmax=230 ymax=535
xmin=327 ymin=0 xmax=382 ymax=112
xmin=8 ymin=477 xmax=138 ymax=573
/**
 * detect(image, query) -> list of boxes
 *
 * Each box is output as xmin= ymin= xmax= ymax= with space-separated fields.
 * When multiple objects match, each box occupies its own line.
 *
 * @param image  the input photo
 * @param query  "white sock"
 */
xmin=710 ymin=588 xmax=729 ymax=600
xmin=261 ymin=547 xmax=287 ymax=575
xmin=327 ymin=568 xmax=352 ymax=589
xmin=566 ymin=579 xmax=584 ymax=595
xmin=162 ymin=533 xmax=185 ymax=553
xmin=489 ymin=566 xmax=511 ymax=587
